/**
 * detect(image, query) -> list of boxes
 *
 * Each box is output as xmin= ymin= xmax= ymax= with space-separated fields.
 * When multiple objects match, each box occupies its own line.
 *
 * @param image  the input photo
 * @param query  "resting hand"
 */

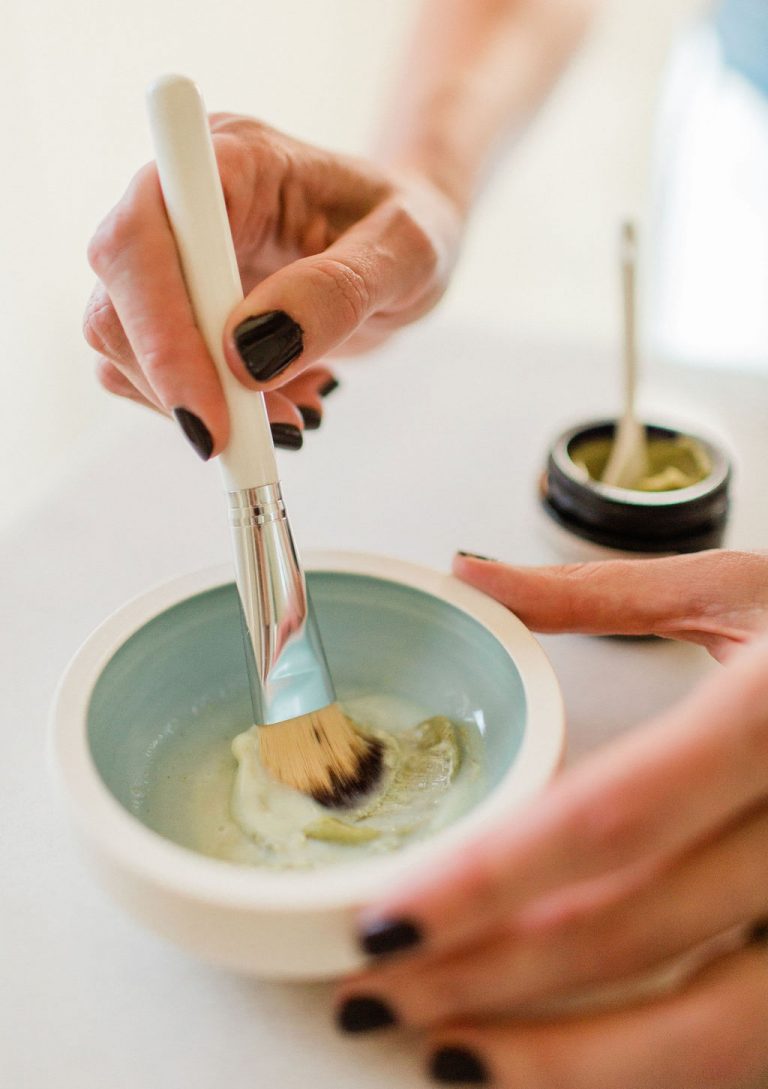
xmin=336 ymin=551 xmax=768 ymax=1089
xmin=83 ymin=114 xmax=462 ymax=454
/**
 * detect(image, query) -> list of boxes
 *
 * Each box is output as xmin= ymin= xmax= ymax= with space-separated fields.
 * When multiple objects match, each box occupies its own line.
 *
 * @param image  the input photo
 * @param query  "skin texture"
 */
xmin=337 ymin=551 xmax=768 ymax=1089
xmin=84 ymin=117 xmax=462 ymax=453
xmin=83 ymin=0 xmax=595 ymax=457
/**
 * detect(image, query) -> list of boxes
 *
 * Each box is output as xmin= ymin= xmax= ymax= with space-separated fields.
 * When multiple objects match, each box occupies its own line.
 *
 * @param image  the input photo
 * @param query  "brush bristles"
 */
xmin=257 ymin=703 xmax=384 ymax=807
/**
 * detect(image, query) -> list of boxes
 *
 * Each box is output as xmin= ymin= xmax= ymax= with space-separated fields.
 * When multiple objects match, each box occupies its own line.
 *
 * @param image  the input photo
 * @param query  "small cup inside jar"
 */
xmin=569 ymin=431 xmax=712 ymax=492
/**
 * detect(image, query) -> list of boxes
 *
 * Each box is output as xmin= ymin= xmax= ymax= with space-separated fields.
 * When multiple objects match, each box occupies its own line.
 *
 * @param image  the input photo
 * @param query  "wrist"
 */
xmin=383 ymin=139 xmax=477 ymax=221
xmin=383 ymin=164 xmax=468 ymax=279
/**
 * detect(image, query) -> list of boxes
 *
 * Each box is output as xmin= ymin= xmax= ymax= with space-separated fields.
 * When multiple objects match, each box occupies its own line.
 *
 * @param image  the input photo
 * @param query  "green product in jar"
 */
xmin=572 ymin=435 xmax=711 ymax=492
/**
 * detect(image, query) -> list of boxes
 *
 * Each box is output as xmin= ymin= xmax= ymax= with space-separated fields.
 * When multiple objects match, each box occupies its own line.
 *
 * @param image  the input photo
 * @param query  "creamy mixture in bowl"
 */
xmin=140 ymin=694 xmax=484 ymax=870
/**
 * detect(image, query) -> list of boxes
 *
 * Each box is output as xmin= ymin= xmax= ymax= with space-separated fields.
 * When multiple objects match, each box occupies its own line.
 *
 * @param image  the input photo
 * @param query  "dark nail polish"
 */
xmin=360 ymin=918 xmax=422 ymax=957
xmin=749 ymin=918 xmax=768 ymax=945
xmin=270 ymin=423 xmax=303 ymax=450
xmin=298 ymin=405 xmax=322 ymax=430
xmin=457 ymin=551 xmax=497 ymax=563
xmin=319 ymin=376 xmax=340 ymax=398
xmin=173 ymin=407 xmax=213 ymax=461
xmin=336 ymin=996 xmax=397 ymax=1034
xmin=430 ymin=1047 xmax=489 ymax=1085
xmin=233 ymin=311 xmax=303 ymax=382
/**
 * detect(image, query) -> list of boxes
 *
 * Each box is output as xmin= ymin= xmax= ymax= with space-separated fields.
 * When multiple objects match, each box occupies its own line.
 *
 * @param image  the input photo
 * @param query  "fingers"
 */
xmin=223 ymin=192 xmax=444 ymax=390
xmin=84 ymin=285 xmax=164 ymax=409
xmin=357 ymin=635 xmax=768 ymax=963
xmin=279 ymin=368 xmax=331 ymax=430
xmin=94 ymin=358 xmax=165 ymax=414
xmin=258 ymin=365 xmax=339 ymax=449
xmin=86 ymin=161 xmax=229 ymax=455
xmin=87 ymin=236 xmax=339 ymax=452
xmin=452 ymin=551 xmax=768 ymax=654
xmin=422 ymin=944 xmax=768 ymax=1089
xmin=339 ymin=803 xmax=768 ymax=1025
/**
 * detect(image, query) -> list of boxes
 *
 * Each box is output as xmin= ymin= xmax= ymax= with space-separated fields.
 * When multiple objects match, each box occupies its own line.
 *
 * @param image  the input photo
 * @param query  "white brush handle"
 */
xmin=621 ymin=221 xmax=638 ymax=418
xmin=147 ymin=74 xmax=278 ymax=491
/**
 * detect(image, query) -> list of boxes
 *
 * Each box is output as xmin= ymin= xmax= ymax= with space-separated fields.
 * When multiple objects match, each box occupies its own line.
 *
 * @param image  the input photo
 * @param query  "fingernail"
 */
xmin=233 ymin=310 xmax=303 ymax=382
xmin=173 ymin=407 xmax=213 ymax=461
xmin=270 ymin=422 xmax=303 ymax=450
xmin=319 ymin=376 xmax=340 ymax=398
xmin=749 ymin=918 xmax=768 ymax=945
xmin=457 ymin=551 xmax=497 ymax=563
xmin=336 ymin=995 xmax=397 ymax=1034
xmin=430 ymin=1046 xmax=489 ymax=1085
xmin=298 ymin=405 xmax=322 ymax=430
xmin=360 ymin=918 xmax=422 ymax=957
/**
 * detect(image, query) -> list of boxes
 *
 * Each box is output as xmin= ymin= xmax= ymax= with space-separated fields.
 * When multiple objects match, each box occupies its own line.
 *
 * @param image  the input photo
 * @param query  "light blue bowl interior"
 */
xmin=88 ymin=572 xmax=528 ymax=824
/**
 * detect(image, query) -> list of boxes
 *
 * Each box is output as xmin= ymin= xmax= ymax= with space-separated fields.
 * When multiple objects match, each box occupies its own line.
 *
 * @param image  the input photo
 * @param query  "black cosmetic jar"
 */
xmin=540 ymin=420 xmax=731 ymax=558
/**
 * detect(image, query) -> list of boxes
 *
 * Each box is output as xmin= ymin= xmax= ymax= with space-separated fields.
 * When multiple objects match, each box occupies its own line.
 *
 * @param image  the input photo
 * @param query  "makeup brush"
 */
xmin=147 ymin=74 xmax=382 ymax=807
xmin=602 ymin=221 xmax=649 ymax=489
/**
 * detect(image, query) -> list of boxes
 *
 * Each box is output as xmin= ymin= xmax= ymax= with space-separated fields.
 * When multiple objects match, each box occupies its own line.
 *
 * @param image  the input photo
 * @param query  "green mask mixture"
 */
xmin=231 ymin=713 xmax=473 ymax=867
xmin=140 ymin=695 xmax=484 ymax=871
xmin=571 ymin=435 xmax=711 ymax=492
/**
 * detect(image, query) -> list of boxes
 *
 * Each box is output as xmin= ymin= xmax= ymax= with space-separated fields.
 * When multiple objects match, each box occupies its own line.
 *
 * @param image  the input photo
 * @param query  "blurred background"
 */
xmin=3 ymin=0 xmax=766 ymax=534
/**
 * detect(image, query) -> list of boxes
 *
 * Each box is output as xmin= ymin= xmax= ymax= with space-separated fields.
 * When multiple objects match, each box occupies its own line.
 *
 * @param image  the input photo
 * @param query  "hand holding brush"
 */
xmin=147 ymin=74 xmax=382 ymax=806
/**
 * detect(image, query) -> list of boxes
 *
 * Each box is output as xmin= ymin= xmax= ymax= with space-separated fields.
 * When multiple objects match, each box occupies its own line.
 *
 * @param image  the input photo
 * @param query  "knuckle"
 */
xmin=558 ymin=563 xmax=614 ymax=624
xmin=82 ymin=293 xmax=120 ymax=357
xmin=87 ymin=206 xmax=134 ymax=277
xmin=86 ymin=220 xmax=111 ymax=277
xmin=140 ymin=342 xmax=176 ymax=389
xmin=310 ymin=256 xmax=371 ymax=328
xmin=87 ymin=162 xmax=157 ymax=277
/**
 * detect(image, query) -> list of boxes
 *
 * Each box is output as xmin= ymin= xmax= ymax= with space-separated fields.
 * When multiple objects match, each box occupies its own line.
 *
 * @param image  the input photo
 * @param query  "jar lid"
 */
xmin=541 ymin=421 xmax=731 ymax=553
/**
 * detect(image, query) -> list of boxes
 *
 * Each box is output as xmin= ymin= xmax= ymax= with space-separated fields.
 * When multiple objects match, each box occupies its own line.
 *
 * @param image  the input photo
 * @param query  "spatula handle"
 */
xmin=621 ymin=221 xmax=638 ymax=417
xmin=147 ymin=74 xmax=278 ymax=491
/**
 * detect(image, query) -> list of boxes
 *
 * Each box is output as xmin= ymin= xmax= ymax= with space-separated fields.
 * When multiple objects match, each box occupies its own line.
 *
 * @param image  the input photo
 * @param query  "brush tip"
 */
xmin=257 ymin=706 xmax=386 ymax=809
xmin=312 ymin=736 xmax=385 ymax=808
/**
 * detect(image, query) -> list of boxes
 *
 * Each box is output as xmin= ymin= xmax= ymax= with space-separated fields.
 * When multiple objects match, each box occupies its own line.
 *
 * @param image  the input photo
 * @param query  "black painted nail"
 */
xmin=457 ymin=551 xmax=497 ymax=563
xmin=319 ymin=376 xmax=340 ymax=398
xmin=430 ymin=1046 xmax=489 ymax=1085
xmin=233 ymin=311 xmax=303 ymax=382
xmin=298 ymin=405 xmax=322 ymax=430
xmin=336 ymin=996 xmax=397 ymax=1034
xmin=270 ymin=423 xmax=303 ymax=450
xmin=360 ymin=918 xmax=422 ymax=957
xmin=749 ymin=918 xmax=768 ymax=945
xmin=173 ymin=407 xmax=213 ymax=461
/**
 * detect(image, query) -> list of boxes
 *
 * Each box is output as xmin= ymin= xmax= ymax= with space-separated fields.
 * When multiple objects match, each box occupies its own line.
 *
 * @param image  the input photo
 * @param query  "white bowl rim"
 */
xmin=50 ymin=550 xmax=565 ymax=911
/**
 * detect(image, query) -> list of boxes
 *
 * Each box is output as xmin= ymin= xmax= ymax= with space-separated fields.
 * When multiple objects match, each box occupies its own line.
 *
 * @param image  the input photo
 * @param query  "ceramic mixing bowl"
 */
xmin=51 ymin=552 xmax=564 ymax=979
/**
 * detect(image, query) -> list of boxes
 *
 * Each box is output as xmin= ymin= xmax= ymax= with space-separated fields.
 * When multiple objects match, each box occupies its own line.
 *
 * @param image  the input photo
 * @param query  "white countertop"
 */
xmin=3 ymin=320 xmax=767 ymax=1088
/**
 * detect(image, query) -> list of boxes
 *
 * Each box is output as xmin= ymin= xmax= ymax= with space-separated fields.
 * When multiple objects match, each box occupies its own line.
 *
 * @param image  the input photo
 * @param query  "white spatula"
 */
xmin=601 ymin=222 xmax=648 ymax=489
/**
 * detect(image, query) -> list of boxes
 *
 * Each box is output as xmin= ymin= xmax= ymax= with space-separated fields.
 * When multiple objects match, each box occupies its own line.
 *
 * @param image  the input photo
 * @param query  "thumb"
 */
xmin=451 ymin=550 xmax=766 ymax=645
xmin=222 ymin=195 xmax=441 ymax=390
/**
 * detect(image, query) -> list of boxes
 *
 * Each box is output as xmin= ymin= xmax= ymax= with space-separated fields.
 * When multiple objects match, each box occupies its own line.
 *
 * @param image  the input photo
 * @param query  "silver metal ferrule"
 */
xmin=228 ymin=482 xmax=335 ymax=726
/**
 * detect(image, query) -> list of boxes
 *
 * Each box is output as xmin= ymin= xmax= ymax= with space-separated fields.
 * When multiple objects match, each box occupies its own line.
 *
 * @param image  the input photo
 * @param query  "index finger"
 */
xmin=358 ymin=634 xmax=768 ymax=961
xmin=87 ymin=161 xmax=229 ymax=455
xmin=452 ymin=551 xmax=768 ymax=651
xmin=221 ymin=182 xmax=453 ymax=391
